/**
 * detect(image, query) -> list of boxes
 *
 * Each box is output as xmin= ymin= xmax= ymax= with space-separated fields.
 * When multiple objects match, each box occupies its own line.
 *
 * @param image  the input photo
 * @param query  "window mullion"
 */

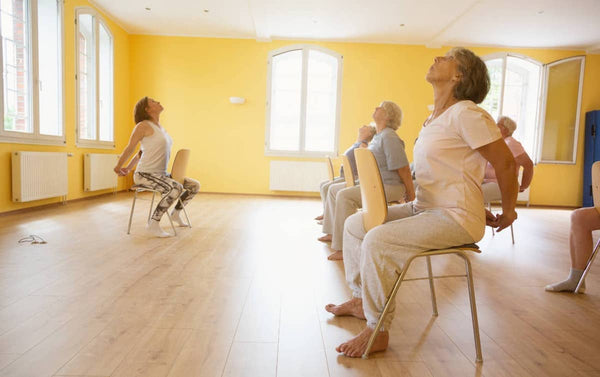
xmin=31 ymin=0 xmax=40 ymax=138
xmin=299 ymin=48 xmax=309 ymax=153
xmin=498 ymin=54 xmax=507 ymax=117
xmin=94 ymin=17 xmax=99 ymax=142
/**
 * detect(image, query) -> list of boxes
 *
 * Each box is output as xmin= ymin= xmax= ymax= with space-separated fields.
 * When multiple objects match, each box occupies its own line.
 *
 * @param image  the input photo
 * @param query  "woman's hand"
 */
xmin=485 ymin=209 xmax=498 ymax=227
xmin=113 ymin=166 xmax=122 ymax=175
xmin=404 ymin=190 xmax=415 ymax=202
xmin=495 ymin=210 xmax=517 ymax=232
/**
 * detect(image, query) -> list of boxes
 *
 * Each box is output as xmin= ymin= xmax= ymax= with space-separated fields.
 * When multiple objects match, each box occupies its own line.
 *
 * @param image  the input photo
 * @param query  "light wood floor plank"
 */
xmin=0 ymin=193 xmax=598 ymax=376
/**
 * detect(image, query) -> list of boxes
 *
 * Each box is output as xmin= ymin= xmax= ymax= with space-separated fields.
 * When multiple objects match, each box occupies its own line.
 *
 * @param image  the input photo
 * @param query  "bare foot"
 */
xmin=336 ymin=327 xmax=389 ymax=358
xmin=318 ymin=234 xmax=332 ymax=242
xmin=325 ymin=297 xmax=365 ymax=319
xmin=315 ymin=214 xmax=324 ymax=220
xmin=327 ymin=250 xmax=343 ymax=261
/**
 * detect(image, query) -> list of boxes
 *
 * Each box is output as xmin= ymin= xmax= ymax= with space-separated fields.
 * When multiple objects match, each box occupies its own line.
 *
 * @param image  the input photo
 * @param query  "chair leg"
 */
xmin=148 ymin=192 xmax=156 ymax=223
xmin=575 ymin=238 xmax=600 ymax=294
xmin=166 ymin=212 xmax=177 ymax=236
xmin=363 ymin=257 xmax=416 ymax=359
xmin=180 ymin=199 xmax=192 ymax=228
xmin=426 ymin=256 xmax=438 ymax=316
xmin=460 ymin=253 xmax=483 ymax=363
xmin=127 ymin=191 xmax=138 ymax=235
xmin=510 ymin=224 xmax=515 ymax=244
xmin=488 ymin=203 xmax=495 ymax=236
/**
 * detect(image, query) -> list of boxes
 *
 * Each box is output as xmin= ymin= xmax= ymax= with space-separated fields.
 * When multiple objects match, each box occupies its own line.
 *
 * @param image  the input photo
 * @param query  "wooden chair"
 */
xmin=341 ymin=154 xmax=355 ymax=188
xmin=354 ymin=148 xmax=483 ymax=362
xmin=127 ymin=149 xmax=192 ymax=236
xmin=327 ymin=156 xmax=336 ymax=181
xmin=575 ymin=161 xmax=600 ymax=293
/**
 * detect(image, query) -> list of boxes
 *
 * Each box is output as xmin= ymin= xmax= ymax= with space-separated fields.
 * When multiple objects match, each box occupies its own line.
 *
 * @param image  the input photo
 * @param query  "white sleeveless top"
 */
xmin=136 ymin=121 xmax=173 ymax=174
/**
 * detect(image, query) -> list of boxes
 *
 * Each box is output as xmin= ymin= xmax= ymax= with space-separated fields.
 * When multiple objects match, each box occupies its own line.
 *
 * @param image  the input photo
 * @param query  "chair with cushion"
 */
xmin=354 ymin=148 xmax=483 ymax=362
xmin=127 ymin=149 xmax=192 ymax=235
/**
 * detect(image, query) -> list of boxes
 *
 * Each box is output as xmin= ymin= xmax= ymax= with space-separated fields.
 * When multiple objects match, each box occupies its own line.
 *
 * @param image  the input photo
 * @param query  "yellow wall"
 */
xmin=0 ymin=0 xmax=131 ymax=213
xmin=1 ymin=12 xmax=599 ymax=214
xmin=129 ymin=37 xmax=600 ymax=207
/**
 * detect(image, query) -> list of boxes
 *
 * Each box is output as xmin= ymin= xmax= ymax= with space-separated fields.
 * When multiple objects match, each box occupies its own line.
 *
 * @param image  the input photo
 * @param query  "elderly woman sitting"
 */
xmin=315 ymin=125 xmax=377 ymax=221
xmin=326 ymin=47 xmax=518 ymax=357
xmin=482 ymin=116 xmax=534 ymax=202
xmin=318 ymin=101 xmax=415 ymax=260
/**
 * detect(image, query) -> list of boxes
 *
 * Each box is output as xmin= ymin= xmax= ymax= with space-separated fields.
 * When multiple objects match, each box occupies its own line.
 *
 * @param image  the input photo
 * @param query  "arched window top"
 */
xmin=265 ymin=44 xmax=343 ymax=157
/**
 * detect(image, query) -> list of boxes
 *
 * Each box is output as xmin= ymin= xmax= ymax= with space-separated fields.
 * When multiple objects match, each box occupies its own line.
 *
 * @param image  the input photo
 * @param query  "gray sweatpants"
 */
xmin=319 ymin=177 xmax=344 ymax=211
xmin=343 ymin=202 xmax=475 ymax=330
xmin=323 ymin=183 xmax=406 ymax=251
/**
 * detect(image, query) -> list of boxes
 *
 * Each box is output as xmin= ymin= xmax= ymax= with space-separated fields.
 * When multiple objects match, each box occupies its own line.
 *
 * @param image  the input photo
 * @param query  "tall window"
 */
xmin=481 ymin=53 xmax=584 ymax=164
xmin=265 ymin=45 xmax=342 ymax=157
xmin=0 ymin=0 xmax=63 ymax=145
xmin=481 ymin=54 xmax=541 ymax=159
xmin=76 ymin=8 xmax=113 ymax=148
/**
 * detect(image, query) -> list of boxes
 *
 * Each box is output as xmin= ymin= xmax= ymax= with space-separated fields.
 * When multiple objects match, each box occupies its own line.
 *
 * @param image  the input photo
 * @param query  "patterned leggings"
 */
xmin=134 ymin=172 xmax=201 ymax=221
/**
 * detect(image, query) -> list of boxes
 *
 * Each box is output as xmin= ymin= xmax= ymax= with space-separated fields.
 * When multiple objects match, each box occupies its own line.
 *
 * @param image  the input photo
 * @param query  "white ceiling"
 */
xmin=90 ymin=0 xmax=600 ymax=52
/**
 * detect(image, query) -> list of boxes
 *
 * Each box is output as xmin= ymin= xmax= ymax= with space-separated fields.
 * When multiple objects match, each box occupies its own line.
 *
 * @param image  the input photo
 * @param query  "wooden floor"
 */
xmin=0 ymin=193 xmax=599 ymax=377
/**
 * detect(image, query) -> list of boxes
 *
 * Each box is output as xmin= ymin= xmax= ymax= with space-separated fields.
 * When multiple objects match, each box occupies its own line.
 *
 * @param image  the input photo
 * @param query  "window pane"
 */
xmin=38 ymin=0 xmax=61 ymax=136
xmin=269 ymin=50 xmax=302 ymax=151
xmin=304 ymin=50 xmax=338 ymax=152
xmin=481 ymin=58 xmax=503 ymax=121
xmin=501 ymin=57 xmax=540 ymax=156
xmin=1 ymin=0 xmax=31 ymax=133
xmin=541 ymin=58 xmax=583 ymax=162
xmin=78 ymin=13 xmax=95 ymax=140
xmin=98 ymin=22 xmax=112 ymax=142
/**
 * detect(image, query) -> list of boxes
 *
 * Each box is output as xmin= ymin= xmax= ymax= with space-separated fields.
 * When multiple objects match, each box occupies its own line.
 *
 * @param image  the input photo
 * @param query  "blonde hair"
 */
xmin=381 ymin=101 xmax=402 ymax=130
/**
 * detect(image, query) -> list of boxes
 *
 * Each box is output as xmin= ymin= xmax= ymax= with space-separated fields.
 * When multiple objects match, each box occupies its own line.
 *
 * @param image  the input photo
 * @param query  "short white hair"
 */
xmin=381 ymin=101 xmax=402 ymax=130
xmin=498 ymin=116 xmax=517 ymax=135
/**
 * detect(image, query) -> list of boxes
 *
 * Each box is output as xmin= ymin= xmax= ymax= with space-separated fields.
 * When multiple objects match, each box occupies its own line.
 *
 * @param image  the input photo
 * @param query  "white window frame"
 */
xmin=0 ymin=0 xmax=65 ymax=146
xmin=537 ymin=56 xmax=585 ymax=165
xmin=75 ymin=7 xmax=114 ymax=149
xmin=482 ymin=52 xmax=585 ymax=165
xmin=265 ymin=44 xmax=343 ymax=158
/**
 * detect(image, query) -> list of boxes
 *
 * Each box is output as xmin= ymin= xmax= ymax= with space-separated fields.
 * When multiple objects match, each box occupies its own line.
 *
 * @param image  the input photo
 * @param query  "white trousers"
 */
xmin=319 ymin=177 xmax=344 ymax=211
xmin=322 ymin=183 xmax=405 ymax=250
xmin=343 ymin=202 xmax=475 ymax=330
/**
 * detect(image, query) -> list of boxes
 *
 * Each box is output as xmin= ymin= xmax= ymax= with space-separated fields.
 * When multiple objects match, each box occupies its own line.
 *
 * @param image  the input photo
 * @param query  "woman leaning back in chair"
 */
xmin=325 ymin=47 xmax=519 ymax=357
xmin=114 ymin=97 xmax=200 ymax=238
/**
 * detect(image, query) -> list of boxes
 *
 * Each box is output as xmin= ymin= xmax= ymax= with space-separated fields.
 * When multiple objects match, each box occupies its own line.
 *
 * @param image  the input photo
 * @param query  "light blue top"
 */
xmin=368 ymin=127 xmax=409 ymax=185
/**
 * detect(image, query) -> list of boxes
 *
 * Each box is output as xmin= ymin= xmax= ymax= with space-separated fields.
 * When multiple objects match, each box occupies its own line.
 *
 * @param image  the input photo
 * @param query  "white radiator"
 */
xmin=269 ymin=161 xmax=329 ymax=192
xmin=84 ymin=153 xmax=119 ymax=191
xmin=11 ymin=151 xmax=68 ymax=202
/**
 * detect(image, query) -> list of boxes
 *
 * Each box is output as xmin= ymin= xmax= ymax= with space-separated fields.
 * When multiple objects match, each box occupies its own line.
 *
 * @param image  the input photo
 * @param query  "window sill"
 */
xmin=76 ymin=141 xmax=116 ymax=150
xmin=0 ymin=135 xmax=67 ymax=146
xmin=265 ymin=150 xmax=338 ymax=158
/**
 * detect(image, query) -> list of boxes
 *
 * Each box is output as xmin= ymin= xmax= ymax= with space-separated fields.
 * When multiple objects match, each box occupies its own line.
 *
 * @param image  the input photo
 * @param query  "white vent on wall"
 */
xmin=269 ymin=160 xmax=329 ymax=192
xmin=84 ymin=154 xmax=119 ymax=191
xmin=11 ymin=151 xmax=68 ymax=202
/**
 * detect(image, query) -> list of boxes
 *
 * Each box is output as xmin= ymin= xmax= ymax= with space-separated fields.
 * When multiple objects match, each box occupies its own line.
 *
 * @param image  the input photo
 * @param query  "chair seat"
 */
xmin=423 ymin=243 xmax=480 ymax=254
xmin=130 ymin=184 xmax=159 ymax=193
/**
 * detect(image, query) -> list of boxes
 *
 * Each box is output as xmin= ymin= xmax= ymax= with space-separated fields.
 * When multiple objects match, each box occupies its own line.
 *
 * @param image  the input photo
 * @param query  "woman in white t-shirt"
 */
xmin=114 ymin=97 xmax=200 ymax=237
xmin=326 ymin=47 xmax=519 ymax=358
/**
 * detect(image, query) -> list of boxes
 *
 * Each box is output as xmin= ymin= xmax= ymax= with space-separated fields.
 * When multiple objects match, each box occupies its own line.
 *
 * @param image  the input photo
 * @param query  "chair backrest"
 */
xmin=341 ymin=154 xmax=355 ymax=188
xmin=593 ymin=161 xmax=600 ymax=212
xmin=170 ymin=149 xmax=190 ymax=184
xmin=354 ymin=148 xmax=388 ymax=232
xmin=327 ymin=156 xmax=335 ymax=181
